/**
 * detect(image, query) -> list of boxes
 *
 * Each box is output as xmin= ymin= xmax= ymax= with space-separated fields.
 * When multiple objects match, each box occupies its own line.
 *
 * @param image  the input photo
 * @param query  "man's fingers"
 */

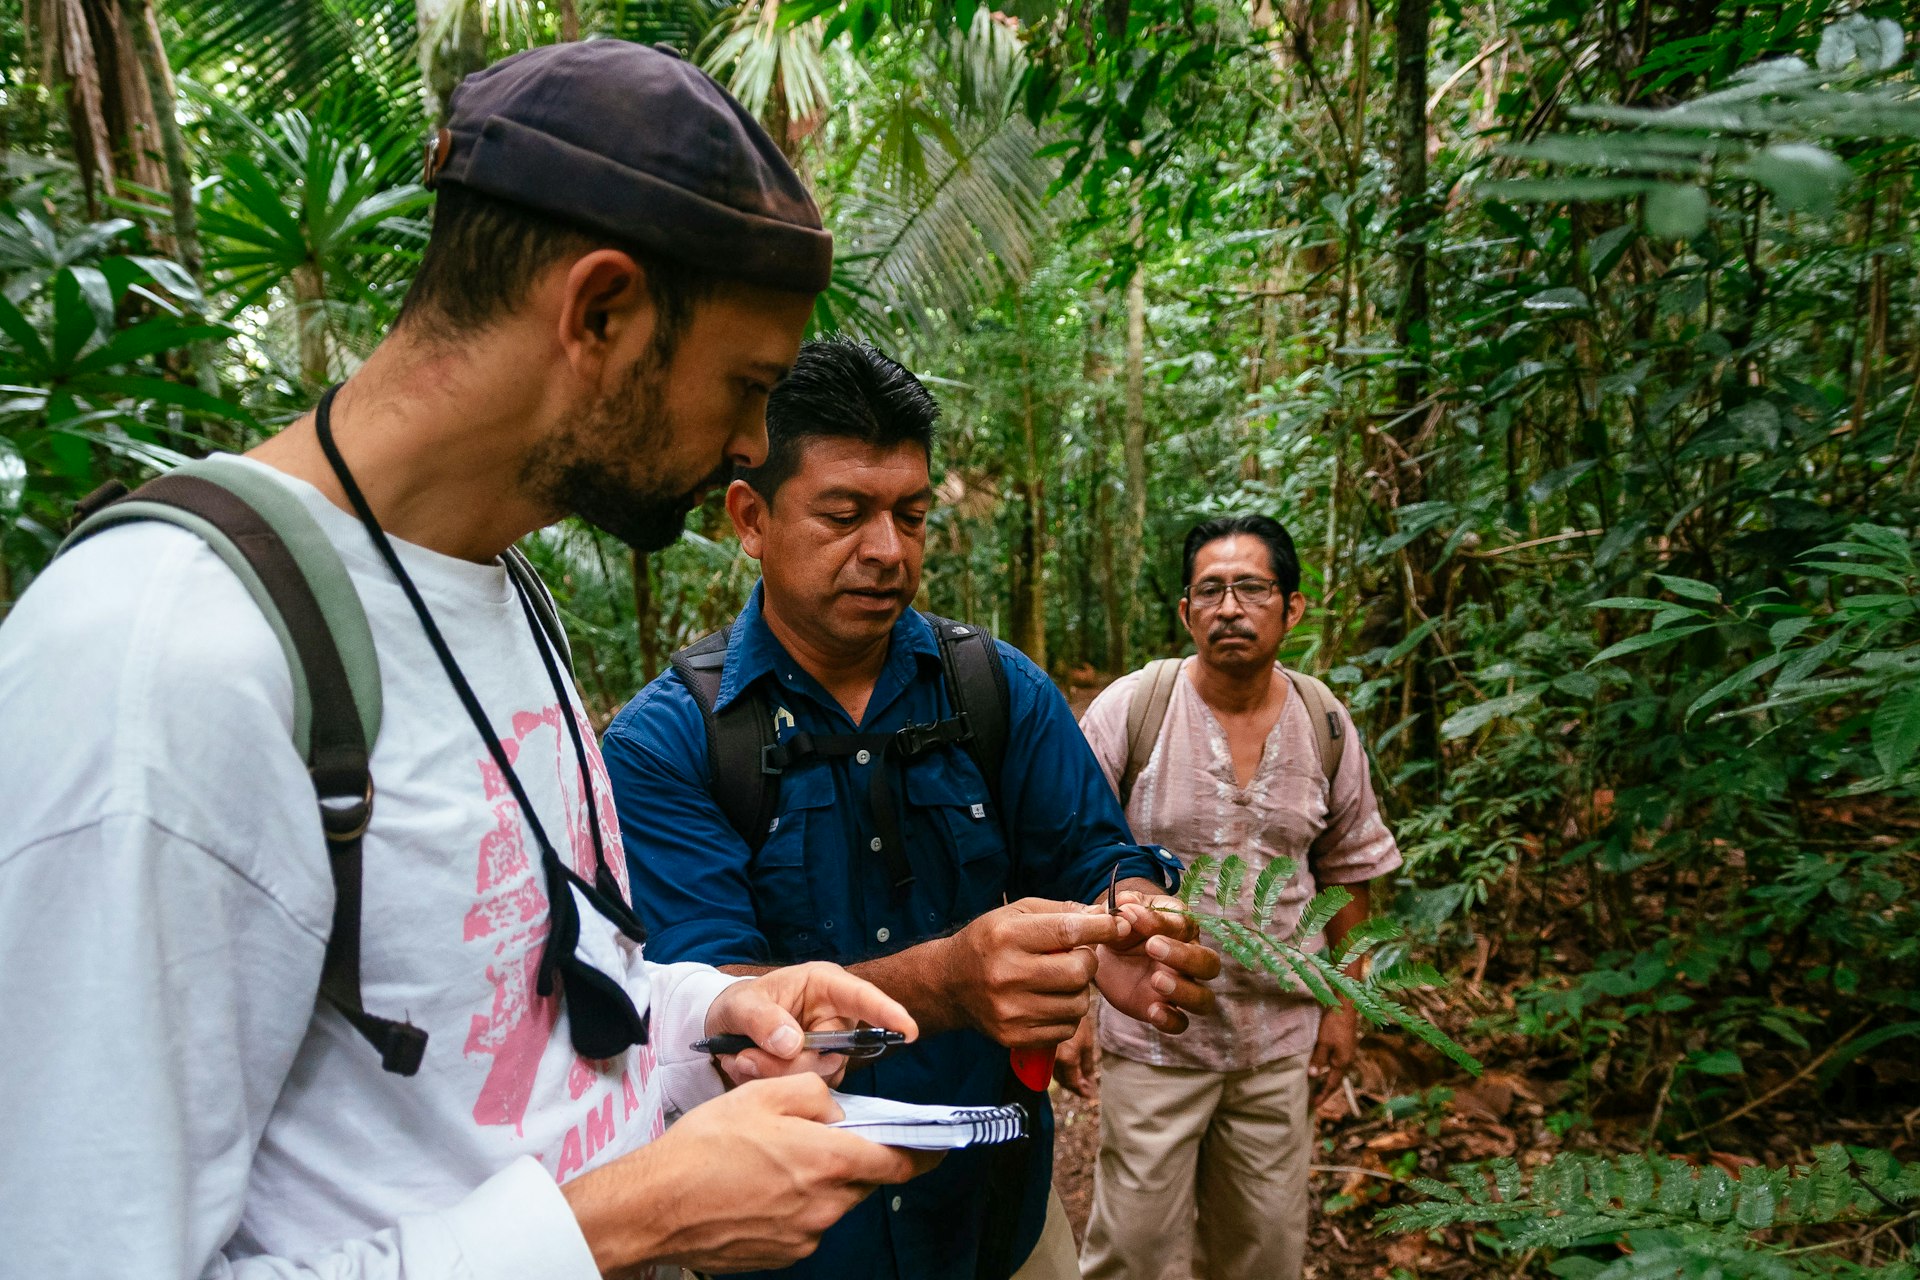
xmin=744 ymin=1072 xmax=843 ymax=1123
xmin=798 ymin=962 xmax=921 ymax=1043
xmin=819 ymin=1129 xmax=927 ymax=1186
xmin=1014 ymin=907 xmax=1128 ymax=953
xmin=1144 ymin=935 xmax=1222 ymax=982
xmin=1117 ymin=898 xmax=1197 ymax=942
xmin=1024 ymin=947 xmax=1101 ymax=993
xmin=1147 ymin=966 xmax=1216 ymax=1017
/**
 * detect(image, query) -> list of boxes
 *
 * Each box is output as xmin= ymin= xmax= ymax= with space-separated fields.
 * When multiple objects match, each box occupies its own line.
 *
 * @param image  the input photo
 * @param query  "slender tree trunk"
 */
xmin=559 ymin=0 xmax=580 ymax=41
xmin=1392 ymin=0 xmax=1431 ymax=423
xmin=122 ymin=0 xmax=218 ymax=400
xmin=1012 ymin=301 xmax=1048 ymax=667
xmin=631 ymin=549 xmax=662 ymax=684
xmin=292 ymin=262 xmax=329 ymax=386
xmin=1390 ymin=0 xmax=1445 ymax=786
xmin=417 ymin=0 xmax=488 ymax=124
xmin=1116 ymin=213 xmax=1149 ymax=675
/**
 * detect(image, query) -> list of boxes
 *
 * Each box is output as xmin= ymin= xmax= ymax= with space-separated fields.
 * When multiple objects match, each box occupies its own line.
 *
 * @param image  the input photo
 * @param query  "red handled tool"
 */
xmin=1009 ymin=1045 xmax=1053 ymax=1091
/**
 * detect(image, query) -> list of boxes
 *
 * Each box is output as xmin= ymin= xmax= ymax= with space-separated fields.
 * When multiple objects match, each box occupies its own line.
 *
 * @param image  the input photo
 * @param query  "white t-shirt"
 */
xmin=0 ymin=457 xmax=736 ymax=1280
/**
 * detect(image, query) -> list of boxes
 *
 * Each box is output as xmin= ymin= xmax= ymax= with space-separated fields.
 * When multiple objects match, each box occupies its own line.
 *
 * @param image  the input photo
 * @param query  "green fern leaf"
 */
xmin=1694 ymin=1164 xmax=1734 ymax=1223
xmin=1293 ymin=884 xmax=1354 ymax=940
xmin=1492 ymin=1156 xmax=1523 ymax=1204
xmin=1656 ymin=1158 xmax=1698 ymax=1215
xmin=1179 ymin=855 xmax=1217 ymax=907
xmin=1252 ymin=856 xmax=1297 ymax=920
xmin=1214 ymin=855 xmax=1248 ymax=906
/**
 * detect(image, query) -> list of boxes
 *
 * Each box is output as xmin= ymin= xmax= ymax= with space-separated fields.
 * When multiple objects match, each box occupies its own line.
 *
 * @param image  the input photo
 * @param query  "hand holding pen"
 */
xmin=700 ymin=962 xmax=921 ymax=1088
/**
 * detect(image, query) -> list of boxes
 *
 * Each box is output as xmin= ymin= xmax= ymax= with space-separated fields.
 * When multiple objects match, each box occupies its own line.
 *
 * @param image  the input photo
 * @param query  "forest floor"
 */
xmin=1051 ymin=674 xmax=1920 ymax=1278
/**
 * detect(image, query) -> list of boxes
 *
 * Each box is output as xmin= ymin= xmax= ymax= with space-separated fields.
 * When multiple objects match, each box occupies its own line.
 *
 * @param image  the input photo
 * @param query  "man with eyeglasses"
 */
xmin=1070 ymin=514 xmax=1404 ymax=1280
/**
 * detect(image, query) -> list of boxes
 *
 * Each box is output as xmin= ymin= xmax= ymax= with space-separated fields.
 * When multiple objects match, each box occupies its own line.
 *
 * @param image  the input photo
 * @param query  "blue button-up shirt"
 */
xmin=602 ymin=588 xmax=1179 ymax=1280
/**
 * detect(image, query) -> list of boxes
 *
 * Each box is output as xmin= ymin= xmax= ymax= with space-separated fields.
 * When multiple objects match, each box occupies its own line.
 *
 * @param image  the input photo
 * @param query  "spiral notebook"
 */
xmin=827 ymin=1091 xmax=1028 ymax=1150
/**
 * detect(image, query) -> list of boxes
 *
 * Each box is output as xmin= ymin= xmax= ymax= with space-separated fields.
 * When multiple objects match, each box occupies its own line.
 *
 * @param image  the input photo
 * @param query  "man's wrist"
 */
xmin=562 ymin=1146 xmax=674 ymax=1275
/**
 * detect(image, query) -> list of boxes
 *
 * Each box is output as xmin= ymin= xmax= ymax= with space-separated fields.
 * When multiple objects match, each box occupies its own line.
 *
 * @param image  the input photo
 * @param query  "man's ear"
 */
xmin=1285 ymin=591 xmax=1309 ymax=632
xmin=1177 ymin=595 xmax=1192 ymax=637
xmin=726 ymin=478 xmax=768 ymax=561
xmin=556 ymin=249 xmax=653 ymax=385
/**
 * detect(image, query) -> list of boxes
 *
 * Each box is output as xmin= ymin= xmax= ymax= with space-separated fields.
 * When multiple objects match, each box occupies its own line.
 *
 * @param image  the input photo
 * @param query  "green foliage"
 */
xmin=1383 ymin=1145 xmax=1920 ymax=1278
xmin=1176 ymin=853 xmax=1480 ymax=1075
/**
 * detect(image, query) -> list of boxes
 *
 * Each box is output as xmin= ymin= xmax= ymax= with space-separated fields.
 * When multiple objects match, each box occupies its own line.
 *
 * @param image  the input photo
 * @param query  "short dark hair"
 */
xmin=1182 ymin=514 xmax=1301 ymax=597
xmin=742 ymin=336 xmax=938 ymax=501
xmin=396 ymin=182 xmax=716 ymax=358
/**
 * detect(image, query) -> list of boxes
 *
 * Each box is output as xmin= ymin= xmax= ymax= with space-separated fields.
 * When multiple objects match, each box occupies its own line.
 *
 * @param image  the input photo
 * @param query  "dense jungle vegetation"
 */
xmin=3 ymin=0 xmax=1918 ymax=1274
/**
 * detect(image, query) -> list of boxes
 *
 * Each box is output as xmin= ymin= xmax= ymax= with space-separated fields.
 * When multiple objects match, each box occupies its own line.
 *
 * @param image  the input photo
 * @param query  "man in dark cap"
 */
xmin=0 ymin=41 xmax=932 ymax=1280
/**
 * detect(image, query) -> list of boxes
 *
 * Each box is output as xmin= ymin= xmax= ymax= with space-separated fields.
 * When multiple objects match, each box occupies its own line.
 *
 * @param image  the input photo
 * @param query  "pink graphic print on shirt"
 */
xmin=462 ymin=701 xmax=637 ymax=1136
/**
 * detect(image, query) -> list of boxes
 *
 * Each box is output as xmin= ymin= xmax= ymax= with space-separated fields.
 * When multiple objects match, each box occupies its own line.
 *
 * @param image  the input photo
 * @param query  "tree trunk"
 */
xmin=36 ymin=0 xmax=169 ymax=215
xmin=1116 ymin=212 xmax=1148 ymax=675
xmin=1391 ymin=0 xmax=1430 ymax=424
xmin=1389 ymin=0 xmax=1444 ymax=783
xmin=292 ymin=262 xmax=329 ymax=386
xmin=631 ymin=549 xmax=662 ymax=684
xmin=1010 ymin=299 xmax=1048 ymax=667
xmin=417 ymin=0 xmax=489 ymax=125
xmin=122 ymin=0 xmax=218 ymax=399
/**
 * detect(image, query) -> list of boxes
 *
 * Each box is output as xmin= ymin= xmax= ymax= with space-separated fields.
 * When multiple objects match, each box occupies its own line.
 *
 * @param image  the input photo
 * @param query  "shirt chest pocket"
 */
xmin=904 ymin=764 xmax=1007 ymax=925
xmin=749 ymin=767 xmax=835 ymax=961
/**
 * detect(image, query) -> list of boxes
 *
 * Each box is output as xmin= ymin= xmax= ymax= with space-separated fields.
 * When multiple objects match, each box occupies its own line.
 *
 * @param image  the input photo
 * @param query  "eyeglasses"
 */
xmin=1186 ymin=577 xmax=1283 ymax=609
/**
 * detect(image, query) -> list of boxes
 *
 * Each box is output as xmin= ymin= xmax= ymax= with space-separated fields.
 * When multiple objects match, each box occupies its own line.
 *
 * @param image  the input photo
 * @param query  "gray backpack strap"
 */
xmin=1120 ymin=658 xmax=1185 ymax=806
xmin=1283 ymin=668 xmax=1346 ymax=785
xmin=61 ymin=457 xmax=425 ymax=1076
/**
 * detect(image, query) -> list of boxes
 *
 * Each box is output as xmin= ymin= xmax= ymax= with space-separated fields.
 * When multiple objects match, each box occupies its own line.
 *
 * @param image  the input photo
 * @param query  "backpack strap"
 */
xmin=1283 ymin=668 xmax=1346 ymax=785
xmin=60 ymin=457 xmax=426 ymax=1076
xmin=671 ymin=626 xmax=783 ymax=853
xmin=921 ymin=614 xmax=1011 ymax=823
xmin=1119 ymin=658 xmax=1185 ymax=807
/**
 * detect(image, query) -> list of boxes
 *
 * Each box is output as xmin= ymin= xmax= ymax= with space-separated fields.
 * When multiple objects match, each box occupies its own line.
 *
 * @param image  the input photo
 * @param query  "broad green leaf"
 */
xmin=1644 ymin=185 xmax=1709 ymax=239
xmin=1871 ymin=683 xmax=1920 ymax=776
xmin=1441 ymin=689 xmax=1542 ymax=739
xmin=1589 ymin=624 xmax=1714 ymax=665
xmin=1690 ymin=1049 xmax=1744 ymax=1076
xmin=1652 ymin=574 xmax=1721 ymax=603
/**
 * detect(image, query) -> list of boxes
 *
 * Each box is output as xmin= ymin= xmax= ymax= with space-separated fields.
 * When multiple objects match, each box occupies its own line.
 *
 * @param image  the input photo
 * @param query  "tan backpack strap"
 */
xmin=1284 ymin=669 xmax=1347 ymax=785
xmin=1120 ymin=658 xmax=1184 ymax=806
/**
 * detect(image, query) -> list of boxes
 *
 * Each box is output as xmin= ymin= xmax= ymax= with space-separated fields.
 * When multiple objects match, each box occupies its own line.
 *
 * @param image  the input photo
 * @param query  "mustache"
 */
xmin=1210 ymin=621 xmax=1258 ymax=642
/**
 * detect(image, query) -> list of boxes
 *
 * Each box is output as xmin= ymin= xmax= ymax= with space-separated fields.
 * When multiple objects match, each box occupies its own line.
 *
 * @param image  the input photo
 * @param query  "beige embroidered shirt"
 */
xmin=1080 ymin=659 xmax=1402 ymax=1072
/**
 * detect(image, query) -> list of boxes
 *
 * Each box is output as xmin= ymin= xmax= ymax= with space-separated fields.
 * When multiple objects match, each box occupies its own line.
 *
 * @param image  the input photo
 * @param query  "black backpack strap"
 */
xmin=671 ymin=627 xmax=782 ymax=853
xmin=923 ymin=615 xmax=1011 ymax=820
xmin=61 ymin=462 xmax=425 ymax=1076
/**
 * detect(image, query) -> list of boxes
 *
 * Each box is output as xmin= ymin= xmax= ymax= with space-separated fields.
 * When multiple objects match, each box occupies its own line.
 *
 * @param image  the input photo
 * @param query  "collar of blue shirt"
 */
xmin=714 ymin=583 xmax=945 ymax=720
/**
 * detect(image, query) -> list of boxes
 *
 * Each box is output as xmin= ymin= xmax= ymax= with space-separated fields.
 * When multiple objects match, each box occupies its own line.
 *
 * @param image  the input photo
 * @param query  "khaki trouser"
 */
xmin=1011 ymin=1187 xmax=1080 ymax=1280
xmin=1079 ymin=1053 xmax=1310 ymax=1280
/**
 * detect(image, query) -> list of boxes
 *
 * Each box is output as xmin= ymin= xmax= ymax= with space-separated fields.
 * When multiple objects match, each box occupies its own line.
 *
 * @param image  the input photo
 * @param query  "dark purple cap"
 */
xmin=428 ymin=40 xmax=832 ymax=294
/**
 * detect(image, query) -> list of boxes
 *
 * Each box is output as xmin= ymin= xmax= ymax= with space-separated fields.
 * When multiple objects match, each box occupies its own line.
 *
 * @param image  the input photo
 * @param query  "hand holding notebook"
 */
xmin=827 ymin=1091 xmax=1028 ymax=1150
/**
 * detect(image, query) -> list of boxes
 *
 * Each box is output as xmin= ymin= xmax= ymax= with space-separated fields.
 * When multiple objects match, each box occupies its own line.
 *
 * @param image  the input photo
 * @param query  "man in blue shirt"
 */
xmin=602 ymin=337 xmax=1221 ymax=1280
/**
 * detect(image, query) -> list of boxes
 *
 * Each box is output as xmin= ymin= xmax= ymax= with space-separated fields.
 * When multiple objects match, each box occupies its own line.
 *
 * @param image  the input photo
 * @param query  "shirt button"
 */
xmin=891 ymin=1196 xmax=903 ymax=1211
xmin=876 ymin=927 xmax=891 ymax=943
xmin=870 ymin=837 xmax=883 ymax=852
xmin=856 ymin=749 xmax=872 ymax=765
